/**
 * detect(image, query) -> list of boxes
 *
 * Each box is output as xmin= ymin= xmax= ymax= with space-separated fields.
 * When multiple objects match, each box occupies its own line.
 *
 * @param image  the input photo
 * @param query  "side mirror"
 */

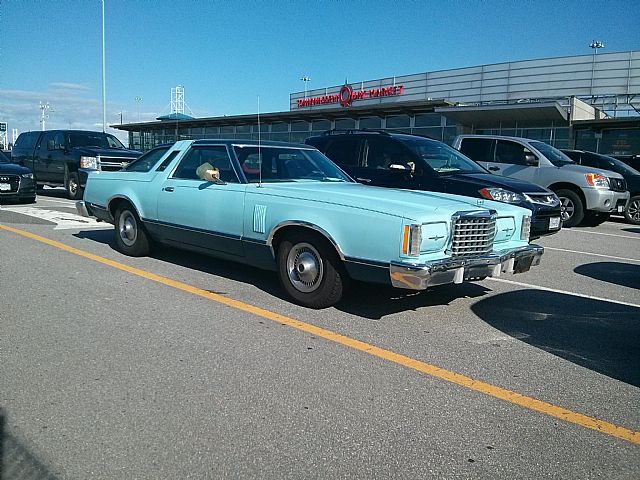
xmin=202 ymin=168 xmax=225 ymax=184
xmin=524 ymin=154 xmax=538 ymax=166
xmin=389 ymin=163 xmax=410 ymax=172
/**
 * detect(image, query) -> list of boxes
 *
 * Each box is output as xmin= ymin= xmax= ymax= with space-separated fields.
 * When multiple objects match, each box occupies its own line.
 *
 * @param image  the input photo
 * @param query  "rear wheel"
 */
xmin=624 ymin=195 xmax=640 ymax=225
xmin=277 ymin=232 xmax=345 ymax=309
xmin=555 ymin=189 xmax=584 ymax=227
xmin=114 ymin=206 xmax=151 ymax=256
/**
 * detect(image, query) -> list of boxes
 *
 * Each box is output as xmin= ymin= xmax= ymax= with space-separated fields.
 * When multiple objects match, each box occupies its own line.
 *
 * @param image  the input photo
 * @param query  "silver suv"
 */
xmin=452 ymin=135 xmax=629 ymax=227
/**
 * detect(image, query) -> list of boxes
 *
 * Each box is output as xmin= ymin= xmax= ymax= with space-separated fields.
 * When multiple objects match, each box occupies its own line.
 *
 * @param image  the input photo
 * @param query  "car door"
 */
xmin=489 ymin=140 xmax=538 ymax=184
xmin=156 ymin=145 xmax=246 ymax=257
xmin=458 ymin=137 xmax=495 ymax=170
xmin=321 ymin=136 xmax=363 ymax=180
xmin=33 ymin=131 xmax=57 ymax=182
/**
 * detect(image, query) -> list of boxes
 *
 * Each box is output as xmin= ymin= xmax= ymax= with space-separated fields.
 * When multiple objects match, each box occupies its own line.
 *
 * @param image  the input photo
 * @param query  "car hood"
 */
xmin=0 ymin=162 xmax=32 ymax=175
xmin=555 ymin=163 xmax=625 ymax=179
xmin=72 ymin=147 xmax=141 ymax=158
xmin=441 ymin=172 xmax=551 ymax=193
xmin=248 ymin=181 xmax=524 ymax=220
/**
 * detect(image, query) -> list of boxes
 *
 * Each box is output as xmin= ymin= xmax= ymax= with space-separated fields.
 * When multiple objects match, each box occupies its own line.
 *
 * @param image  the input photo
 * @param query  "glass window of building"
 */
xmin=600 ymin=128 xmax=640 ymax=156
xmin=221 ymin=125 xmax=235 ymax=134
xmin=412 ymin=127 xmax=443 ymax=141
xmin=289 ymin=132 xmax=308 ymax=143
xmin=312 ymin=120 xmax=331 ymax=131
xmin=335 ymin=118 xmax=356 ymax=129
xmin=205 ymin=126 xmax=219 ymax=136
xmin=575 ymin=130 xmax=598 ymax=152
xmin=443 ymin=126 xmax=459 ymax=146
xmin=291 ymin=120 xmax=310 ymax=132
xmin=414 ymin=113 xmax=442 ymax=127
xmin=236 ymin=125 xmax=251 ymax=133
xmin=386 ymin=115 xmax=410 ymax=129
xmin=272 ymin=122 xmax=289 ymax=132
xmin=359 ymin=117 xmax=381 ymax=129
xmin=270 ymin=132 xmax=290 ymax=142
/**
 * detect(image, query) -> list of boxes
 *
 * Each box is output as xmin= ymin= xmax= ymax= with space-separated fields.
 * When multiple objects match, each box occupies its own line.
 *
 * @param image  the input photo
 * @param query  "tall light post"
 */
xmin=589 ymin=40 xmax=604 ymax=54
xmin=102 ymin=0 xmax=106 ymax=132
xmin=135 ymin=96 xmax=143 ymax=122
xmin=39 ymin=102 xmax=50 ymax=131
xmin=589 ymin=40 xmax=604 ymax=99
xmin=300 ymin=76 xmax=311 ymax=98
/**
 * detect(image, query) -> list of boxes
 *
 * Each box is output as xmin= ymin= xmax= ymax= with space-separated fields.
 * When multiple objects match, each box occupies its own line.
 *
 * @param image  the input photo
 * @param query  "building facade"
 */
xmin=116 ymin=51 xmax=640 ymax=157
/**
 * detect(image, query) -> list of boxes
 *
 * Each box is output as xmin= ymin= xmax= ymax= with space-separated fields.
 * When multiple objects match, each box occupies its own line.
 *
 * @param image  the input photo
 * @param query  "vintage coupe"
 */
xmin=77 ymin=140 xmax=544 ymax=308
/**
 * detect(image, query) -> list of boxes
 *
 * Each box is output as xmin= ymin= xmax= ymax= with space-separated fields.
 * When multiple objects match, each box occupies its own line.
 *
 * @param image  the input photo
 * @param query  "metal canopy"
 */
xmin=435 ymin=102 xmax=569 ymax=126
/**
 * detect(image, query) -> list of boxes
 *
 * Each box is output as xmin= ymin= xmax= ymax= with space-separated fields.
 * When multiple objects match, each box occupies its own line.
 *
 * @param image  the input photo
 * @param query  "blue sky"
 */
xmin=0 ymin=0 xmax=638 ymax=142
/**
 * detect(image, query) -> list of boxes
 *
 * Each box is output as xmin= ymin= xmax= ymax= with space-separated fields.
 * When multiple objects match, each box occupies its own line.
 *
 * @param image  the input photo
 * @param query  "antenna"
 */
xmin=257 ymin=96 xmax=262 ymax=188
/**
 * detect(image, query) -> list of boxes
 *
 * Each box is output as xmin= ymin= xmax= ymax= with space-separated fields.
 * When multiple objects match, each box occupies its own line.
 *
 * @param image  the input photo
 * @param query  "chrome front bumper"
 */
xmin=389 ymin=245 xmax=544 ymax=290
xmin=75 ymin=200 xmax=90 ymax=217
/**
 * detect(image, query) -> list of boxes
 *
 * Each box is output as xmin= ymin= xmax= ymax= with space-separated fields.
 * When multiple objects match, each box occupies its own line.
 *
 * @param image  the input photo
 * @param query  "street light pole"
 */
xmin=300 ymin=76 xmax=311 ymax=98
xmin=102 ymin=0 xmax=106 ymax=132
xmin=588 ymin=40 xmax=604 ymax=99
xmin=589 ymin=40 xmax=604 ymax=54
xmin=135 ymin=96 xmax=143 ymax=122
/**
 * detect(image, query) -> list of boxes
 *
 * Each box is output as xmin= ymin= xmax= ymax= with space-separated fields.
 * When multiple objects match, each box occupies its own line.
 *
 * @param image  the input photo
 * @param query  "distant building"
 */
xmin=114 ymin=51 xmax=640 ymax=158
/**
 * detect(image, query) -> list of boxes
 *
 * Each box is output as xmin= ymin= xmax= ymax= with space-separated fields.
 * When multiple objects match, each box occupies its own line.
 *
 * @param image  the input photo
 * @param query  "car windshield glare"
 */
xmin=0 ymin=152 xmax=10 ymax=163
xmin=234 ymin=146 xmax=352 ymax=183
xmin=530 ymin=141 xmax=574 ymax=166
xmin=403 ymin=137 xmax=486 ymax=174
xmin=600 ymin=156 xmax=640 ymax=176
xmin=68 ymin=133 xmax=125 ymax=149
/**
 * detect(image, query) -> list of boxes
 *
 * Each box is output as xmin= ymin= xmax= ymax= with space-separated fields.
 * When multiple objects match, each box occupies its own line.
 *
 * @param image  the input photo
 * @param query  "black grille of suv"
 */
xmin=0 ymin=174 xmax=20 ymax=193
xmin=451 ymin=212 xmax=496 ymax=258
xmin=609 ymin=177 xmax=626 ymax=192
xmin=99 ymin=155 xmax=137 ymax=171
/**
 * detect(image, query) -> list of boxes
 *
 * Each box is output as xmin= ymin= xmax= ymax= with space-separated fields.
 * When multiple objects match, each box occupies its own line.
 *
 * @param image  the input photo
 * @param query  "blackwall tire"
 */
xmin=66 ymin=171 xmax=84 ymax=200
xmin=624 ymin=195 xmax=640 ymax=225
xmin=277 ymin=232 xmax=345 ymax=309
xmin=114 ymin=206 xmax=151 ymax=257
xmin=556 ymin=189 xmax=584 ymax=228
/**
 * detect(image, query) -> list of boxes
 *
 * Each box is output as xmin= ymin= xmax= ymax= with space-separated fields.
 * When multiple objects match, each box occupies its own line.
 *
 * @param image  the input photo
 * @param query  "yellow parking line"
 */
xmin=2 ymin=222 xmax=639 ymax=446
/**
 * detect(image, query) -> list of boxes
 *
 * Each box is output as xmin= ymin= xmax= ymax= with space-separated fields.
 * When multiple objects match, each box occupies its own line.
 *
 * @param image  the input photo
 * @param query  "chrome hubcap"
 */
xmin=560 ymin=197 xmax=574 ymax=222
xmin=286 ymin=242 xmax=323 ymax=293
xmin=68 ymin=178 xmax=77 ymax=195
xmin=628 ymin=199 xmax=640 ymax=222
xmin=118 ymin=210 xmax=138 ymax=247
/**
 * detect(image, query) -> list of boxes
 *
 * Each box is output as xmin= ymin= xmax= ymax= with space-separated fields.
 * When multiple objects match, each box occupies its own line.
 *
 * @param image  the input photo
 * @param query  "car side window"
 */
xmin=172 ymin=146 xmax=239 ymax=183
xmin=323 ymin=137 xmax=361 ymax=166
xmin=365 ymin=138 xmax=412 ymax=169
xmin=459 ymin=138 xmax=494 ymax=162
xmin=495 ymin=140 xmax=532 ymax=166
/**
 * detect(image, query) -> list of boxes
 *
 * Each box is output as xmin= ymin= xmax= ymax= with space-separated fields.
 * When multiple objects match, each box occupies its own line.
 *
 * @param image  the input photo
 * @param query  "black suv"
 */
xmin=562 ymin=149 xmax=640 ymax=225
xmin=306 ymin=130 xmax=562 ymax=239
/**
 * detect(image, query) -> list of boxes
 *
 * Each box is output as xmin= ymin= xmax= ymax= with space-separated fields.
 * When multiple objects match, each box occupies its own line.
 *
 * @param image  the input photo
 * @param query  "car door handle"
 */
xmin=162 ymin=186 xmax=174 ymax=192
xmin=356 ymin=177 xmax=372 ymax=183
xmin=488 ymin=166 xmax=500 ymax=171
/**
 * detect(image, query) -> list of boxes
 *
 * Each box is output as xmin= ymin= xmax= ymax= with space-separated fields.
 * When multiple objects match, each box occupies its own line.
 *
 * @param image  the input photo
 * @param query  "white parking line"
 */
xmin=487 ymin=278 xmax=640 ymax=308
xmin=37 ymin=198 xmax=76 ymax=205
xmin=559 ymin=229 xmax=639 ymax=240
xmin=1 ymin=206 xmax=109 ymax=230
xmin=544 ymin=247 xmax=640 ymax=263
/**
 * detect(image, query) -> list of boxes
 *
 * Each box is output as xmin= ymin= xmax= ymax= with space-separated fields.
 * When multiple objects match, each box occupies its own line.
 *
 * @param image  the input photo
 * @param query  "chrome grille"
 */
xmin=451 ymin=213 xmax=496 ymax=258
xmin=0 ymin=174 xmax=20 ymax=193
xmin=98 ymin=155 xmax=137 ymax=171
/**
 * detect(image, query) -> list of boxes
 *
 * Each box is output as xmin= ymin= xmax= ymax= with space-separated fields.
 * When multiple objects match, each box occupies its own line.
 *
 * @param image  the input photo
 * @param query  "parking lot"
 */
xmin=1 ymin=189 xmax=639 ymax=479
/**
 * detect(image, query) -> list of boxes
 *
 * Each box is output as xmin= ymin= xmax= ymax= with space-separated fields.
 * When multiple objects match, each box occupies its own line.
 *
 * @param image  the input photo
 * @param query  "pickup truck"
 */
xmin=11 ymin=130 xmax=141 ymax=199
xmin=452 ymin=135 xmax=629 ymax=227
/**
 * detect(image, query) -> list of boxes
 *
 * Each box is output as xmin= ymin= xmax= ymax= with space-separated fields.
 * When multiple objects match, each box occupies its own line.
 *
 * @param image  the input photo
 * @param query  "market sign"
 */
xmin=297 ymin=83 xmax=404 ymax=108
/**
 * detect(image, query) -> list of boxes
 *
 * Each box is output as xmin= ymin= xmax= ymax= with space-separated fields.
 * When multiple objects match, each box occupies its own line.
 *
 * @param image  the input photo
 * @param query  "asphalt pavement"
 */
xmin=1 ymin=189 xmax=639 ymax=479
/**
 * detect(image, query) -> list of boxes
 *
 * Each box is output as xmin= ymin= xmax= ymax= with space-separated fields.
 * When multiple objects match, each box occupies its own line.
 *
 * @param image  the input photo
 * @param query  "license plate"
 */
xmin=617 ymin=205 xmax=625 ymax=213
xmin=0 ymin=183 xmax=10 ymax=191
xmin=549 ymin=217 xmax=561 ymax=230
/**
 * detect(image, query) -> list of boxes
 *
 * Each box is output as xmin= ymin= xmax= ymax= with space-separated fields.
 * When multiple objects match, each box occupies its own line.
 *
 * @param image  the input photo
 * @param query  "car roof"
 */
xmin=192 ymin=139 xmax=315 ymax=149
xmin=306 ymin=130 xmax=441 ymax=142
xmin=457 ymin=134 xmax=542 ymax=142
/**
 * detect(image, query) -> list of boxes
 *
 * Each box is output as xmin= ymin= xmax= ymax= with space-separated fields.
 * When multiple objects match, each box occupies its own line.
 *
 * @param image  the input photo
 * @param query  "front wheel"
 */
xmin=624 ymin=195 xmax=640 ymax=225
xmin=277 ymin=233 xmax=346 ymax=309
xmin=66 ymin=171 xmax=83 ymax=200
xmin=114 ymin=206 xmax=151 ymax=256
xmin=555 ymin=189 xmax=584 ymax=228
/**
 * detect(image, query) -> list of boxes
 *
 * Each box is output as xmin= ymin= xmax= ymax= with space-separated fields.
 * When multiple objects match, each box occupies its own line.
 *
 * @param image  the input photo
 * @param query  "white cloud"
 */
xmin=50 ymin=82 xmax=92 ymax=91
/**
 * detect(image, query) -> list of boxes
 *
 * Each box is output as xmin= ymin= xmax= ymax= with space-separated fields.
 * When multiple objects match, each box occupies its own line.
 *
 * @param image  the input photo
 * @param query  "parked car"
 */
xmin=76 ymin=139 xmax=544 ymax=308
xmin=452 ymin=135 xmax=629 ymax=227
xmin=11 ymin=130 xmax=141 ymax=200
xmin=305 ymin=130 xmax=562 ymax=239
xmin=0 ymin=149 xmax=36 ymax=203
xmin=562 ymin=149 xmax=640 ymax=225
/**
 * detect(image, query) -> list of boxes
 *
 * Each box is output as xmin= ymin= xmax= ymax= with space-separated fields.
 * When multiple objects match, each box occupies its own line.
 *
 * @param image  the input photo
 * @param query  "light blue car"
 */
xmin=77 ymin=140 xmax=543 ymax=308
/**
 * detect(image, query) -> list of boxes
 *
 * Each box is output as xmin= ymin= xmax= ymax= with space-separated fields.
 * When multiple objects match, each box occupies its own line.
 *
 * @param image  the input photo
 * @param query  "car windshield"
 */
xmin=401 ymin=137 xmax=487 ymax=175
xmin=597 ymin=155 xmax=640 ymax=176
xmin=0 ymin=151 xmax=10 ymax=163
xmin=530 ymin=141 xmax=574 ymax=166
xmin=67 ymin=132 xmax=125 ymax=149
xmin=234 ymin=146 xmax=352 ymax=183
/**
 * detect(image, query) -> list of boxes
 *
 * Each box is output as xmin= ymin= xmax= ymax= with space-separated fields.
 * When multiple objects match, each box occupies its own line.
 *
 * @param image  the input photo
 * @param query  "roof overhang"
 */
xmin=435 ymin=102 xmax=569 ymax=126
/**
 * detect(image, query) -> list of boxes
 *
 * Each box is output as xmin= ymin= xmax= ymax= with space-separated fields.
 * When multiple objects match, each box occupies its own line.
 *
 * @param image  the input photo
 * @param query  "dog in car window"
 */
xmin=196 ymin=162 xmax=220 ymax=182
